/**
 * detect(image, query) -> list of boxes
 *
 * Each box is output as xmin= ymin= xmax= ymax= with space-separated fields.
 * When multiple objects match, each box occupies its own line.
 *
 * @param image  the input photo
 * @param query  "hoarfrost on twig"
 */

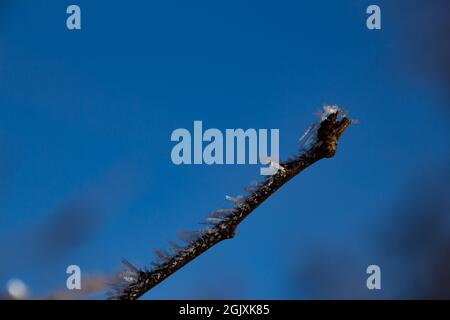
xmin=225 ymin=195 xmax=245 ymax=205
xmin=110 ymin=106 xmax=352 ymax=300
xmin=320 ymin=104 xmax=340 ymax=121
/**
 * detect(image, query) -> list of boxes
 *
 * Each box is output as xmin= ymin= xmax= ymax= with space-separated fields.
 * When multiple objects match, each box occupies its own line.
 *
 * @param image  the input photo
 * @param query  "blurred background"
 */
xmin=0 ymin=0 xmax=449 ymax=299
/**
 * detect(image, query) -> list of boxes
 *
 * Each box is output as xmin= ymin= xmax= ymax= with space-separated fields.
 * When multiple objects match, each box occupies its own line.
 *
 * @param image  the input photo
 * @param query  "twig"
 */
xmin=109 ymin=107 xmax=352 ymax=300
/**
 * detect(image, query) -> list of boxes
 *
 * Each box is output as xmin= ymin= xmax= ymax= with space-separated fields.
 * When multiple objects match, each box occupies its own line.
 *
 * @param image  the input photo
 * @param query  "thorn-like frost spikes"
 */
xmin=109 ymin=106 xmax=352 ymax=300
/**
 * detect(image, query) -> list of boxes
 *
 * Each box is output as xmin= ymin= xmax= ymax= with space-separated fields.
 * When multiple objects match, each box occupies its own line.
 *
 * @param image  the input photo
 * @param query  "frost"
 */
xmin=119 ymin=261 xmax=140 ymax=284
xmin=168 ymin=240 xmax=184 ymax=253
xmin=298 ymin=124 xmax=315 ymax=143
xmin=122 ymin=259 xmax=139 ymax=273
xmin=110 ymin=105 xmax=352 ymax=300
xmin=178 ymin=230 xmax=201 ymax=244
xmin=122 ymin=272 xmax=138 ymax=283
xmin=320 ymin=104 xmax=340 ymax=121
xmin=207 ymin=217 xmax=223 ymax=222
xmin=225 ymin=195 xmax=244 ymax=204
xmin=259 ymin=155 xmax=284 ymax=175
xmin=250 ymin=180 xmax=261 ymax=187
xmin=269 ymin=159 xmax=284 ymax=172
xmin=154 ymin=248 xmax=171 ymax=262
xmin=211 ymin=208 xmax=235 ymax=217
xmin=299 ymin=105 xmax=343 ymax=151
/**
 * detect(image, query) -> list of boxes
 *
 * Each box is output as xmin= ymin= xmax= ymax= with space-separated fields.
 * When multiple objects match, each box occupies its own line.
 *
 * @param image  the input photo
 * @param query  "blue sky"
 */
xmin=0 ymin=1 xmax=449 ymax=299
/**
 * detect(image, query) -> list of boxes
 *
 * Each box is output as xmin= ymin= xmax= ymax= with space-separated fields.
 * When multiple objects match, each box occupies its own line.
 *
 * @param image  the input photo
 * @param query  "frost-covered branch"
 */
xmin=109 ymin=106 xmax=352 ymax=300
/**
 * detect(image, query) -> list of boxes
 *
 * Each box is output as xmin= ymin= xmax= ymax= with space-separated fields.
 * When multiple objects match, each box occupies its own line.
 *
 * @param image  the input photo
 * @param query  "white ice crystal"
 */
xmin=320 ymin=104 xmax=340 ymax=121
xmin=122 ymin=271 xmax=138 ymax=283
xmin=211 ymin=208 xmax=235 ymax=217
xmin=225 ymin=195 xmax=244 ymax=204
xmin=207 ymin=217 xmax=223 ymax=222
xmin=298 ymin=124 xmax=315 ymax=143
xmin=269 ymin=159 xmax=285 ymax=172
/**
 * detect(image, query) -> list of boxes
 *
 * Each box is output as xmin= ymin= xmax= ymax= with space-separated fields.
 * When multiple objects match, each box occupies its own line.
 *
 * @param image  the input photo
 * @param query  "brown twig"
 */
xmin=109 ymin=107 xmax=352 ymax=300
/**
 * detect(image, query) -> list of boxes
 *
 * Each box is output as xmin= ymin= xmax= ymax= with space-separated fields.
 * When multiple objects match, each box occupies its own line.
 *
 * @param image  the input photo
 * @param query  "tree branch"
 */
xmin=109 ymin=107 xmax=352 ymax=300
